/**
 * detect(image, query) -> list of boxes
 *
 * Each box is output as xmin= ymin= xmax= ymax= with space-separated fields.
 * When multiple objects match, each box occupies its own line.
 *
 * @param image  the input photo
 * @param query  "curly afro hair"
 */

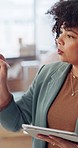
xmin=47 ymin=0 xmax=78 ymax=38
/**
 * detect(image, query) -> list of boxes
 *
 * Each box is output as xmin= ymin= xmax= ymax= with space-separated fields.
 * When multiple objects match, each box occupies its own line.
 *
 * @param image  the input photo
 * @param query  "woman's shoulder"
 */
xmin=37 ymin=61 xmax=71 ymax=80
xmin=40 ymin=61 xmax=70 ymax=72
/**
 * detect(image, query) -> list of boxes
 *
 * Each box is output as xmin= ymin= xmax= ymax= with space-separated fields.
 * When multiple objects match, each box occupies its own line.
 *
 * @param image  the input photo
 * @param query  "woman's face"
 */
xmin=56 ymin=26 xmax=78 ymax=65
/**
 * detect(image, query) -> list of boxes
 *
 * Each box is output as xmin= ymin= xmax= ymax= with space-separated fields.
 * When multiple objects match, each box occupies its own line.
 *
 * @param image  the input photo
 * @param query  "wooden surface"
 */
xmin=0 ymin=136 xmax=32 ymax=148
xmin=0 ymin=126 xmax=32 ymax=148
xmin=0 ymin=125 xmax=26 ymax=137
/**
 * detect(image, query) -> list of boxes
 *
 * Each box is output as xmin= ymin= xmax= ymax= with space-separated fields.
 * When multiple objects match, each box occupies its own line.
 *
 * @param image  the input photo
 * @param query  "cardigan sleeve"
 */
xmin=0 ymin=65 xmax=45 ymax=132
xmin=0 ymin=84 xmax=33 ymax=131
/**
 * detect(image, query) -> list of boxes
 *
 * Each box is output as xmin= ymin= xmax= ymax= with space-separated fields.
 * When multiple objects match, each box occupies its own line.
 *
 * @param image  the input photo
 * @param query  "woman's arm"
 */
xmin=0 ymin=54 xmax=12 ymax=110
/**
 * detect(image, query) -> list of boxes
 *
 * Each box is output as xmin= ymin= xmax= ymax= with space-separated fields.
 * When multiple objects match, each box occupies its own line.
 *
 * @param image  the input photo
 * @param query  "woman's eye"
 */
xmin=67 ymin=34 xmax=75 ymax=39
xmin=58 ymin=30 xmax=63 ymax=37
xmin=59 ymin=30 xmax=63 ymax=35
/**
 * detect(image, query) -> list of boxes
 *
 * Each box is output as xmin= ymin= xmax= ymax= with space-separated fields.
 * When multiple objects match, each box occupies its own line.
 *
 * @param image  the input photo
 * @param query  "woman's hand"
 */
xmin=0 ymin=54 xmax=11 ymax=108
xmin=37 ymin=134 xmax=78 ymax=148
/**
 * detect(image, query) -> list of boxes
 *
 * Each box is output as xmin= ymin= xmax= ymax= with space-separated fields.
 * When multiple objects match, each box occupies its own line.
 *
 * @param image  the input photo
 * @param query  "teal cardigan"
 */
xmin=0 ymin=61 xmax=78 ymax=148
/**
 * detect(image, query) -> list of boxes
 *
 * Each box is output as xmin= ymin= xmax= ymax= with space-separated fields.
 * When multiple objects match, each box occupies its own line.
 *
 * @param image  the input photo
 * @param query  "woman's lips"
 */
xmin=58 ymin=49 xmax=64 ymax=55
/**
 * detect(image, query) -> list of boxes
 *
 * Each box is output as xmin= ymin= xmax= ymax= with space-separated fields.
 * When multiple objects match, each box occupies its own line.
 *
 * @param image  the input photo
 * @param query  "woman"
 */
xmin=0 ymin=0 xmax=78 ymax=148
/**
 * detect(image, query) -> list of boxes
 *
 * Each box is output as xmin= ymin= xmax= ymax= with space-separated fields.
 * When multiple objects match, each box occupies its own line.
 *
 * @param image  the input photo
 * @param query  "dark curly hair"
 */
xmin=47 ymin=0 xmax=78 ymax=38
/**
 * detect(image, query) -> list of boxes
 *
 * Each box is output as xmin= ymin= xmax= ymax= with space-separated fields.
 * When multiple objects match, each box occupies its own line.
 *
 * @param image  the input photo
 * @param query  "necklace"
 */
xmin=70 ymin=71 xmax=78 ymax=96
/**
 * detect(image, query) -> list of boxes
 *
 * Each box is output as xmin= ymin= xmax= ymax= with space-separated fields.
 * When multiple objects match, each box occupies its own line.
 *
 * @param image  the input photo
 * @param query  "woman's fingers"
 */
xmin=49 ymin=135 xmax=65 ymax=147
xmin=36 ymin=134 xmax=62 ymax=148
xmin=37 ymin=134 xmax=55 ymax=144
xmin=0 ymin=54 xmax=10 ymax=68
xmin=0 ymin=54 xmax=6 ymax=60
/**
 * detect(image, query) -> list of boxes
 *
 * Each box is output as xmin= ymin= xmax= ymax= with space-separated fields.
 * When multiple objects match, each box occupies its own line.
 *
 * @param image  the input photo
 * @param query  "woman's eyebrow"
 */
xmin=67 ymin=28 xmax=78 ymax=36
xmin=60 ymin=27 xmax=78 ymax=36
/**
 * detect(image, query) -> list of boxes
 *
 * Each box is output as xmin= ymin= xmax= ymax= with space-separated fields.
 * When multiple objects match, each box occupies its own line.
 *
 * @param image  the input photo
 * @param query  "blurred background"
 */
xmin=0 ymin=0 xmax=58 ymax=58
xmin=0 ymin=0 xmax=59 ymax=148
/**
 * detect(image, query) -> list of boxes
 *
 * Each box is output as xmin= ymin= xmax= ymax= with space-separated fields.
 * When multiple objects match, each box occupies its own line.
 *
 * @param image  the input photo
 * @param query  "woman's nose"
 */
xmin=56 ymin=34 xmax=65 ymax=46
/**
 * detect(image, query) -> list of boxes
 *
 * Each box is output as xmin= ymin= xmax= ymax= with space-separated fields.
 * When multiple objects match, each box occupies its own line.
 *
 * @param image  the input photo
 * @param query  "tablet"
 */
xmin=22 ymin=124 xmax=78 ymax=142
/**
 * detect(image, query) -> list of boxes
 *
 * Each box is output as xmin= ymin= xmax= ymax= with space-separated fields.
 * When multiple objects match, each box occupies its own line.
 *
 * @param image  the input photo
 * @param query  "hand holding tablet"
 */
xmin=22 ymin=124 xmax=78 ymax=142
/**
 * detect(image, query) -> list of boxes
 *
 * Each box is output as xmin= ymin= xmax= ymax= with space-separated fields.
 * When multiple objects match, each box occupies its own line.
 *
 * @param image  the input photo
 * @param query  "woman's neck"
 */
xmin=72 ymin=65 xmax=78 ymax=77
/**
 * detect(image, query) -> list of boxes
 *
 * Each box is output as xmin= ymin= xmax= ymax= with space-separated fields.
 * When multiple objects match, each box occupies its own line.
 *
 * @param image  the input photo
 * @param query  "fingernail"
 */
xmin=49 ymin=135 xmax=54 ymax=138
xmin=37 ymin=134 xmax=42 ymax=138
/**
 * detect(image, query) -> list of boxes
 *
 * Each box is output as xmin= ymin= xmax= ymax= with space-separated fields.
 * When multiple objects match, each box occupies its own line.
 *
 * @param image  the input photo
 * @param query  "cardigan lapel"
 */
xmin=40 ymin=64 xmax=72 ymax=127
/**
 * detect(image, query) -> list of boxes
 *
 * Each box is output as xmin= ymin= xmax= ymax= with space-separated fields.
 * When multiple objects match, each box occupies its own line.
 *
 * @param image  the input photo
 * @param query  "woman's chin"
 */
xmin=58 ymin=56 xmax=67 ymax=62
